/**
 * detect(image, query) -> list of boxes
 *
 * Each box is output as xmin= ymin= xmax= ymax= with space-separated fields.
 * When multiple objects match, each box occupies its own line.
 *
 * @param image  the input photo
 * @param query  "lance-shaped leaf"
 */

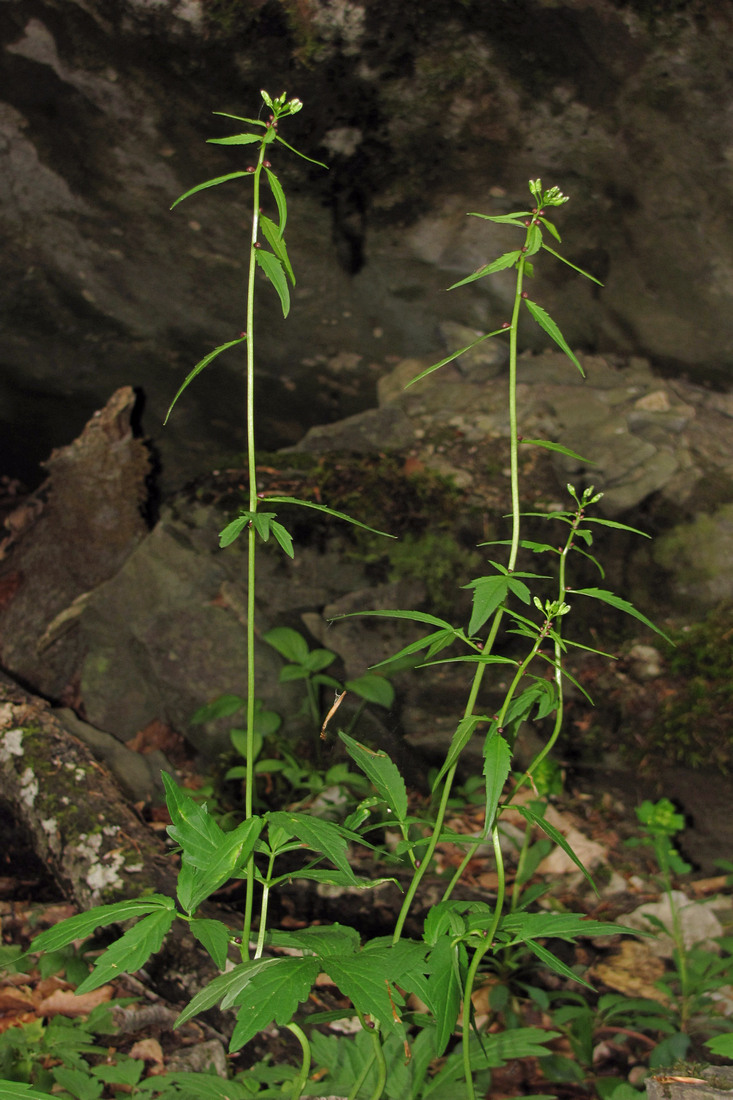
xmin=543 ymin=242 xmax=603 ymax=285
xmin=523 ymin=298 xmax=584 ymax=376
xmin=75 ymin=907 xmax=177 ymax=994
xmin=255 ymin=249 xmax=290 ymax=317
xmin=0 ymin=1085 xmax=57 ymax=1100
xmin=170 ymin=170 xmax=251 ymax=209
xmin=484 ymin=731 xmax=512 ymax=829
xmin=421 ymin=935 xmax=463 ymax=1056
xmin=468 ymin=210 xmax=532 ymax=225
xmin=268 ymin=923 xmax=361 ymax=958
xmin=448 ymin=250 xmax=521 ymax=290
xmin=432 ymin=714 xmax=489 ymax=789
xmin=404 ymin=328 xmax=509 ymax=388
xmin=515 ymin=803 xmax=596 ymax=890
xmin=264 ymin=166 xmax=287 ymax=234
xmin=261 ymin=495 xmax=395 ymax=538
xmin=177 ymin=817 xmax=263 ymax=914
xmin=175 ymin=959 xmax=277 ymax=1028
xmin=324 ymin=941 xmax=427 ymax=1031
xmin=228 ymin=956 xmax=319 ymax=1051
xmin=29 ymin=896 xmax=175 ymax=957
xmin=207 ymin=132 xmax=263 ymax=146
xmin=261 ymin=215 xmax=294 ymax=282
xmin=189 ymin=918 xmax=231 ymax=970
xmin=340 ymin=732 xmax=408 ymax=822
xmin=266 ymin=811 xmax=358 ymax=882
xmin=572 ymin=587 xmax=673 ymax=643
xmin=165 ymin=335 xmax=246 ymax=423
xmin=521 ymin=439 xmax=596 ymax=464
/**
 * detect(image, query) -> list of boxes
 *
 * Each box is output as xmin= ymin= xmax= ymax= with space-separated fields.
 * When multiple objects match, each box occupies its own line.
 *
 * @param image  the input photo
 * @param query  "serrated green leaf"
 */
xmin=423 ymin=935 xmax=462 ymax=1056
xmin=264 ymin=166 xmax=287 ymax=235
xmin=273 ymin=134 xmax=328 ymax=169
xmin=260 ymin=495 xmax=395 ymax=537
xmin=162 ymin=771 xmax=224 ymax=864
xmin=270 ymin=519 xmax=294 ymax=558
xmin=219 ymin=515 xmax=249 ymax=548
xmin=266 ymin=811 xmax=358 ymax=881
xmin=345 ymin=672 xmax=394 ymax=707
xmin=228 ymin=956 xmax=319 ymax=1051
xmin=521 ymin=439 xmax=596 ymax=464
xmin=0 ymin=1085 xmax=56 ymax=1100
xmin=583 ymin=516 xmax=651 ymax=537
xmin=207 ymin=132 xmax=262 ymax=146
xmin=538 ymin=216 xmax=562 ymax=243
xmin=464 ymin=575 xmax=510 ymax=636
xmin=165 ymin=336 xmax=246 ymax=423
xmin=542 ymin=242 xmax=603 ymax=285
xmin=260 ymin=215 xmax=294 ymax=283
xmin=469 ymin=210 xmax=532 ymax=223
xmin=515 ymin=804 xmax=596 ymax=890
xmin=572 ymin=587 xmax=672 ymax=642
xmin=448 ymin=250 xmax=521 ymax=290
xmin=255 ymin=249 xmax=290 ymax=317
xmin=170 ymin=171 xmax=250 ymax=210
xmin=324 ymin=942 xmax=427 ymax=1031
xmin=29 ymin=896 xmax=174 ymax=956
xmin=484 ymin=732 xmax=512 ymax=829
xmin=404 ymin=328 xmax=509 ymax=388
xmin=178 ymin=817 xmax=263 ymax=913
xmin=432 ymin=714 xmax=488 ymax=789
xmin=213 ymin=111 xmax=266 ymax=126
xmin=525 ymin=224 xmax=542 ymax=256
xmin=189 ymin=918 xmax=231 ymax=970
xmin=53 ymin=1067 xmax=103 ymax=1100
xmin=524 ymin=299 xmax=584 ymax=375
xmin=268 ymin=923 xmax=361 ymax=958
xmin=75 ymin=908 xmax=177 ymax=994
xmin=340 ymin=732 xmax=408 ymax=822
xmin=175 ymin=959 xmax=277 ymax=1028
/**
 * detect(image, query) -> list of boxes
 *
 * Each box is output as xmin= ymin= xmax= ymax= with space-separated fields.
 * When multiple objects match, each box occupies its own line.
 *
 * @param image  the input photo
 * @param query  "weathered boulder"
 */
xmin=1 ymin=0 xmax=733 ymax=493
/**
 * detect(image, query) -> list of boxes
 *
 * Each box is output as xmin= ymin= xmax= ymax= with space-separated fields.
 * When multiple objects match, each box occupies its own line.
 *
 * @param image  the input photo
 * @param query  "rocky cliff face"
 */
xmin=1 ymin=0 xmax=731 ymax=491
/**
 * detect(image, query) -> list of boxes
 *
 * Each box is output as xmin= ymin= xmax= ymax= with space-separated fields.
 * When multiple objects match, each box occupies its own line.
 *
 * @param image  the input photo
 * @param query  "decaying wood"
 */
xmin=0 ymin=670 xmax=175 ymax=910
xmin=0 ymin=387 xmax=152 ymax=700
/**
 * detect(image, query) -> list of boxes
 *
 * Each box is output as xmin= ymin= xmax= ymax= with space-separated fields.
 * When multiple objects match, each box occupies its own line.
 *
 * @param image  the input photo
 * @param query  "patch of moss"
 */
xmin=642 ymin=605 xmax=733 ymax=770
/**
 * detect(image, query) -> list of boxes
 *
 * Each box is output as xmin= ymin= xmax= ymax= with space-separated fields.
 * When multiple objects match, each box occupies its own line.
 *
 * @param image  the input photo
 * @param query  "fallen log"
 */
xmin=0 ymin=669 xmax=176 ymax=910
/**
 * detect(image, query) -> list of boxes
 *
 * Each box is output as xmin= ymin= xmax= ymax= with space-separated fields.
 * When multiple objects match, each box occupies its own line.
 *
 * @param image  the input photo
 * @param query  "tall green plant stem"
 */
xmin=462 ymin=828 xmax=506 ymax=1100
xmin=241 ymin=137 xmax=267 ymax=959
xmin=391 ymin=253 xmax=530 ymax=944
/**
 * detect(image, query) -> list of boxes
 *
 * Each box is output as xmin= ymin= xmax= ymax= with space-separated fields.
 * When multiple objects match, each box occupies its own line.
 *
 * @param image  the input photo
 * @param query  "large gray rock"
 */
xmin=1 ymin=0 xmax=733 ymax=493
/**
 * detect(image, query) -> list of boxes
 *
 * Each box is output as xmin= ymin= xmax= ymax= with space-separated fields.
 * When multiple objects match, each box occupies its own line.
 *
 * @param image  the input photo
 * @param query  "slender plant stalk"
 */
xmin=286 ymin=1022 xmax=312 ymax=1100
xmin=241 ymin=136 xmax=267 ymax=959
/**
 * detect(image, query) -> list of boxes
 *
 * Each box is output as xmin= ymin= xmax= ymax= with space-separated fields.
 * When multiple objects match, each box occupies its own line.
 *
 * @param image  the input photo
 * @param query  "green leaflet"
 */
xmin=403 ymin=328 xmax=509 ymax=388
xmin=260 ymin=215 xmax=295 ymax=282
xmin=268 ymin=923 xmax=361 ymax=958
xmin=261 ymin=494 xmax=395 ymax=538
xmin=264 ymin=166 xmax=287 ymax=234
xmin=170 ymin=170 xmax=250 ymax=210
xmin=521 ymin=438 xmax=596 ymax=464
xmin=432 ymin=714 xmax=488 ymax=789
xmin=573 ymin=587 xmax=673 ymax=643
xmin=324 ymin=941 xmax=428 ymax=1032
xmin=189 ymin=918 xmax=232 ymax=970
xmin=340 ymin=732 xmax=408 ymax=822
xmin=266 ymin=811 xmax=359 ymax=882
xmin=74 ymin=908 xmax=177 ymax=994
xmin=484 ymin=731 xmax=512 ymax=830
xmin=255 ymin=249 xmax=290 ymax=317
xmin=345 ymin=672 xmax=395 ymax=707
xmin=228 ymin=956 xmax=319 ymax=1051
xmin=29 ymin=895 xmax=175 ymax=957
xmin=174 ymin=959 xmax=277 ymax=1028
xmin=523 ymin=298 xmax=584 ymax=375
xmin=448 ymin=250 xmax=521 ymax=290
xmin=164 ymin=335 xmax=246 ymax=423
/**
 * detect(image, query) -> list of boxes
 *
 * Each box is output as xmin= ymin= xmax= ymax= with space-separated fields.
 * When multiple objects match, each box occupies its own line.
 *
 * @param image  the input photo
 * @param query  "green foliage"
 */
xmin=4 ymin=111 xmax=712 ymax=1100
